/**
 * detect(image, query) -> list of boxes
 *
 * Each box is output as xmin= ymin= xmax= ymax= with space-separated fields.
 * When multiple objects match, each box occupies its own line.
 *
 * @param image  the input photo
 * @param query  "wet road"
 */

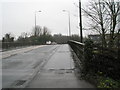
xmin=2 ymin=45 xmax=59 ymax=88
xmin=27 ymin=44 xmax=94 ymax=88
xmin=2 ymin=44 xmax=94 ymax=88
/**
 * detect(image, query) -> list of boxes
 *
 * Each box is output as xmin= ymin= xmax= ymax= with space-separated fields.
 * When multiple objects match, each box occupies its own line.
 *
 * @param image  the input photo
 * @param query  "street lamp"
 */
xmin=62 ymin=10 xmax=71 ymax=37
xmin=35 ymin=10 xmax=41 ymax=29
xmin=79 ymin=0 xmax=83 ymax=43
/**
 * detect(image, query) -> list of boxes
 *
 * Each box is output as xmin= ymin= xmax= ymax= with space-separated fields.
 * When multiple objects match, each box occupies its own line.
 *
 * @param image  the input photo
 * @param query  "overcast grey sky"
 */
xmin=1 ymin=0 xmax=90 ymax=39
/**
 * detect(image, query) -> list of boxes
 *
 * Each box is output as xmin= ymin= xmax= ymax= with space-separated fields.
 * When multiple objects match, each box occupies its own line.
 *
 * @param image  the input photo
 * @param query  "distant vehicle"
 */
xmin=51 ymin=42 xmax=57 ymax=45
xmin=46 ymin=41 xmax=51 ymax=45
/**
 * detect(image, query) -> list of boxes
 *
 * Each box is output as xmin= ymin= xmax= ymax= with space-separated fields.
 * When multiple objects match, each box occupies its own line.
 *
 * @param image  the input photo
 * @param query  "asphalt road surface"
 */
xmin=2 ymin=44 xmax=94 ymax=88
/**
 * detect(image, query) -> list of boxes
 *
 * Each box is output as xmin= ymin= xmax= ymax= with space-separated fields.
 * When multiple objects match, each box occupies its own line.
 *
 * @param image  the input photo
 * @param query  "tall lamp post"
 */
xmin=63 ymin=10 xmax=71 ymax=37
xmin=35 ymin=10 xmax=41 ymax=29
xmin=79 ymin=0 xmax=83 ymax=43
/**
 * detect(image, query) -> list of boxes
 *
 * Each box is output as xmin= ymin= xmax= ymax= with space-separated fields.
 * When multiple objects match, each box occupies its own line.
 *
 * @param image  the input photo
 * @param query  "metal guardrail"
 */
xmin=68 ymin=40 xmax=85 ymax=68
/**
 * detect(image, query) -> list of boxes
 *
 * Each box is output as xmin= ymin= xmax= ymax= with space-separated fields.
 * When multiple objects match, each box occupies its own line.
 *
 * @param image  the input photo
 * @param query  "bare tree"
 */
xmin=83 ymin=0 xmax=120 ymax=47
xmin=2 ymin=33 xmax=14 ymax=42
xmin=43 ymin=26 xmax=51 ymax=35
xmin=33 ymin=25 xmax=42 ymax=36
xmin=103 ymin=0 xmax=120 ymax=47
xmin=83 ymin=0 xmax=108 ymax=47
xmin=21 ymin=32 xmax=28 ymax=38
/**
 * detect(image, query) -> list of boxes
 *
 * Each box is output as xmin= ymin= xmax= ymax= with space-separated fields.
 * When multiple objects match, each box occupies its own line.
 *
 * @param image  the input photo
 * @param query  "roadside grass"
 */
xmin=81 ymin=71 xmax=120 ymax=88
xmin=97 ymin=76 xmax=120 ymax=88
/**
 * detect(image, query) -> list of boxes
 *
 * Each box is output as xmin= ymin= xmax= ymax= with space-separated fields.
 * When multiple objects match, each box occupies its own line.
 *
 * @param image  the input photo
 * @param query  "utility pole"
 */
xmin=79 ymin=0 xmax=83 ymax=43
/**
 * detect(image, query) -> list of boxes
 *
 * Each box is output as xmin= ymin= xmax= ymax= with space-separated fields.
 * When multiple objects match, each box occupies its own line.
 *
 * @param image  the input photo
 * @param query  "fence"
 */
xmin=68 ymin=40 xmax=85 ymax=68
xmin=1 ymin=42 xmax=41 ymax=50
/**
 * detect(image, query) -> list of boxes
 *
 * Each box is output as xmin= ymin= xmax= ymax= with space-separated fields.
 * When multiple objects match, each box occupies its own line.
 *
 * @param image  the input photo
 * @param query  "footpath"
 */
xmin=27 ymin=44 xmax=94 ymax=88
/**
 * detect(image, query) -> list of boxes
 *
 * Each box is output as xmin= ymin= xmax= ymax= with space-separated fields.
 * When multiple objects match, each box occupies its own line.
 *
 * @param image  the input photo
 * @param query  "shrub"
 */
xmin=97 ymin=77 xmax=120 ymax=88
xmin=82 ymin=39 xmax=94 ymax=75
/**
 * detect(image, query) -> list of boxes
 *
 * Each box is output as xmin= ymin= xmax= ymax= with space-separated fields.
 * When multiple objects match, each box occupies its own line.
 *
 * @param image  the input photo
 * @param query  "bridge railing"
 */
xmin=68 ymin=40 xmax=120 ymax=79
xmin=68 ymin=40 xmax=85 ymax=68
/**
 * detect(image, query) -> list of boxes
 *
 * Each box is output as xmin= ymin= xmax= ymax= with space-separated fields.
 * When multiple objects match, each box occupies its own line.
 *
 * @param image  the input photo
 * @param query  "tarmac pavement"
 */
xmin=2 ymin=45 xmax=59 ymax=88
xmin=27 ymin=44 xmax=94 ymax=88
xmin=2 ymin=44 xmax=95 ymax=88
